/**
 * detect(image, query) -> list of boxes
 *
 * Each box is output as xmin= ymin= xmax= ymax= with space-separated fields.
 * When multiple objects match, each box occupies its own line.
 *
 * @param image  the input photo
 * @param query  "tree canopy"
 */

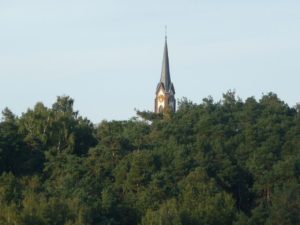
xmin=0 ymin=93 xmax=299 ymax=225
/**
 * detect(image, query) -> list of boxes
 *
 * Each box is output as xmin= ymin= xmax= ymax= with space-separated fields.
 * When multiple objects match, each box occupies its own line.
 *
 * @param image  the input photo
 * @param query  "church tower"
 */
xmin=155 ymin=36 xmax=176 ymax=113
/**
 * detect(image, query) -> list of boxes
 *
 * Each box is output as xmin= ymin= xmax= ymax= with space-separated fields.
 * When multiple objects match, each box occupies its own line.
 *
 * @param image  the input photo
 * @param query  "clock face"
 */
xmin=158 ymin=95 xmax=164 ymax=103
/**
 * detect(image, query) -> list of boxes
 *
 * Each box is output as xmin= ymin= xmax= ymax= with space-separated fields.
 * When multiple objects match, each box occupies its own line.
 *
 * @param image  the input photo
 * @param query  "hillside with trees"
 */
xmin=0 ymin=92 xmax=299 ymax=225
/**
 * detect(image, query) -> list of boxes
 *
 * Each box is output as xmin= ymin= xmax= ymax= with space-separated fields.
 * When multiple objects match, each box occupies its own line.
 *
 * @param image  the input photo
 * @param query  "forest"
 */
xmin=0 ymin=92 xmax=299 ymax=225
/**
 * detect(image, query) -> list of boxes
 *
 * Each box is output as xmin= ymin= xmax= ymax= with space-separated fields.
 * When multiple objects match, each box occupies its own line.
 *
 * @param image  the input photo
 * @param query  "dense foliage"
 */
xmin=0 ymin=92 xmax=300 ymax=225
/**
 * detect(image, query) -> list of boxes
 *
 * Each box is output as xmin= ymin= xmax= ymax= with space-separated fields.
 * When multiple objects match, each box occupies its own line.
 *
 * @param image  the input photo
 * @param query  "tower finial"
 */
xmin=165 ymin=25 xmax=167 ymax=41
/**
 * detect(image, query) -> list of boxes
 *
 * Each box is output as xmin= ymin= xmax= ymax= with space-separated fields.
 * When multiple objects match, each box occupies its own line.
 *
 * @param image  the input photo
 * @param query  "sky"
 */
xmin=0 ymin=0 xmax=300 ymax=123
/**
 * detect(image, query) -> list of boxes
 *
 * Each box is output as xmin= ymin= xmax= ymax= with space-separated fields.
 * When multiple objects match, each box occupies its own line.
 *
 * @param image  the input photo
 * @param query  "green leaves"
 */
xmin=0 ymin=92 xmax=300 ymax=224
xmin=141 ymin=199 xmax=181 ymax=225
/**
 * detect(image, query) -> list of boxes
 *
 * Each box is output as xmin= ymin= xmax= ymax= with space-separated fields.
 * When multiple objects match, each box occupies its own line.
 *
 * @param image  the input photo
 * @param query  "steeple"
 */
xmin=154 ymin=34 xmax=176 ymax=113
xmin=156 ymin=36 xmax=175 ymax=94
xmin=160 ymin=38 xmax=172 ymax=92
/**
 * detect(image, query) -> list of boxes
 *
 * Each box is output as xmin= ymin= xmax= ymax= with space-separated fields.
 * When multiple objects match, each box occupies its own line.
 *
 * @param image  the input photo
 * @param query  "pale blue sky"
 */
xmin=0 ymin=0 xmax=300 ymax=122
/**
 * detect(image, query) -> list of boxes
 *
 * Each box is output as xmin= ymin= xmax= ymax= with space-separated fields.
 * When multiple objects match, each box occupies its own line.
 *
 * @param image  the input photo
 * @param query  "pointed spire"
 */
xmin=160 ymin=35 xmax=171 ymax=92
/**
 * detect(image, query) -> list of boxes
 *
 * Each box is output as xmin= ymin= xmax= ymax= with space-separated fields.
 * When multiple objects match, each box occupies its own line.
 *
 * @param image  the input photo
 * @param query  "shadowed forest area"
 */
xmin=0 ymin=92 xmax=300 ymax=225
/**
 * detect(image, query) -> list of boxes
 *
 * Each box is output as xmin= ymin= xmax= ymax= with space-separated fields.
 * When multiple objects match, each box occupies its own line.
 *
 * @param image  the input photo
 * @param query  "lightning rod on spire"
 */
xmin=165 ymin=25 xmax=167 ymax=41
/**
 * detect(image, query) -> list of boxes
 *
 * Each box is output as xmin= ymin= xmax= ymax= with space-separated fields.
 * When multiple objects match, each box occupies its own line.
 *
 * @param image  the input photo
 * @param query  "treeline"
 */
xmin=0 ymin=92 xmax=300 ymax=225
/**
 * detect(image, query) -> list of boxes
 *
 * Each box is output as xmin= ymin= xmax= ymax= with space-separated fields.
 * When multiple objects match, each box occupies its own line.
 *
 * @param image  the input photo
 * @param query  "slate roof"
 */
xmin=156 ymin=37 xmax=175 ymax=94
